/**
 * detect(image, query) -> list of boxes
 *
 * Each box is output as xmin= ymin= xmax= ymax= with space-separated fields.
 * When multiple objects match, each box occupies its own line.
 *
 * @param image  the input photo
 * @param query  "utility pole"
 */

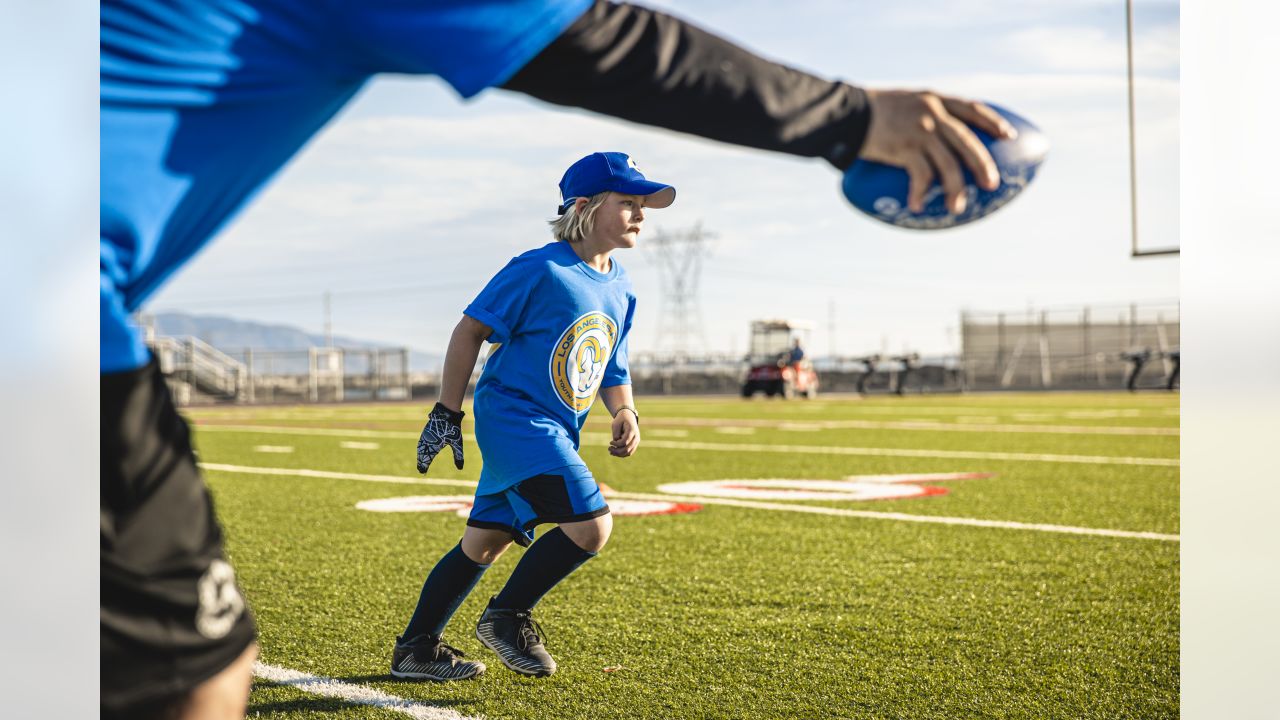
xmin=645 ymin=222 xmax=715 ymax=357
xmin=323 ymin=291 xmax=333 ymax=347
xmin=827 ymin=299 xmax=836 ymax=359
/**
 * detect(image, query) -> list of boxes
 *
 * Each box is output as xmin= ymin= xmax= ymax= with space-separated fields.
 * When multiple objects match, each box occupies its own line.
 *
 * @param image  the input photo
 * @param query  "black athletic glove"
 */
xmin=416 ymin=402 xmax=465 ymax=474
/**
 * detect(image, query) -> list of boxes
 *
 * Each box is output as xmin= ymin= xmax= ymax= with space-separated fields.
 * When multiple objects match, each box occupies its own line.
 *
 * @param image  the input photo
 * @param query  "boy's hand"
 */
xmin=609 ymin=407 xmax=640 ymax=458
xmin=417 ymin=402 xmax=465 ymax=473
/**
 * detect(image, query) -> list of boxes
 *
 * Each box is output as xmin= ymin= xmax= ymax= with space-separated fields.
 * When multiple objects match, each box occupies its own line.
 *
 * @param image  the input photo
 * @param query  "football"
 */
xmin=841 ymin=103 xmax=1049 ymax=230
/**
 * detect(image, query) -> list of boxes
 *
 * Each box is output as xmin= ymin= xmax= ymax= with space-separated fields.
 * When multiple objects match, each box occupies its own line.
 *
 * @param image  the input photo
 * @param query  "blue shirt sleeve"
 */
xmin=463 ymin=257 xmax=543 ymax=345
xmin=603 ymin=295 xmax=635 ymax=388
xmin=344 ymin=0 xmax=593 ymax=98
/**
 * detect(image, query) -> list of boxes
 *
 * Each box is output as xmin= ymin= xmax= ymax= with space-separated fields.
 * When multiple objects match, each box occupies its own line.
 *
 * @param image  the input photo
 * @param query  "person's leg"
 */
xmin=173 ymin=642 xmax=259 ymax=720
xmin=391 ymin=497 xmax=521 ymax=681
xmin=101 ymin=360 xmax=258 ymax=719
xmin=559 ymin=512 xmax=613 ymax=553
xmin=491 ymin=513 xmax=611 ymax=610
xmin=475 ymin=467 xmax=609 ymax=676
xmin=400 ymin=527 xmax=513 ymax=641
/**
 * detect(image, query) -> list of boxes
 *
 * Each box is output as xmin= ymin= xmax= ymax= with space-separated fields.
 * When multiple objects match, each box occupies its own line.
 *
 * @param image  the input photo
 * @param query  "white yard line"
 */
xmin=609 ymin=492 xmax=1179 ymax=542
xmin=253 ymin=662 xmax=483 ymax=720
xmin=201 ymin=464 xmax=1176 ymax=542
xmin=194 ymin=425 xmax=1178 ymax=467
xmin=635 ymin=439 xmax=1179 ymax=467
xmin=640 ymin=416 xmax=1179 ymax=436
xmin=196 ymin=424 xmax=417 ymax=439
xmin=200 ymin=463 xmax=477 ymax=489
xmin=652 ymin=404 xmax=1175 ymax=417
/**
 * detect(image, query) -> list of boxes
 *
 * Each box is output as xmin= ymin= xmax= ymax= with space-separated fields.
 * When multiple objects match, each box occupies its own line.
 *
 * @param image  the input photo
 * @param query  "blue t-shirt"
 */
xmin=465 ymin=241 xmax=636 ymax=493
xmin=100 ymin=0 xmax=592 ymax=372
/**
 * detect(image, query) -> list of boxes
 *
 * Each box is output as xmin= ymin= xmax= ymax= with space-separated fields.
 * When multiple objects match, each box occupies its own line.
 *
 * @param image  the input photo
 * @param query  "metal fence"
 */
xmin=227 ymin=347 xmax=411 ymax=403
xmin=151 ymin=337 xmax=410 ymax=405
xmin=960 ymin=302 xmax=1180 ymax=390
xmin=623 ymin=353 xmax=965 ymax=395
xmin=152 ymin=336 xmax=247 ymax=404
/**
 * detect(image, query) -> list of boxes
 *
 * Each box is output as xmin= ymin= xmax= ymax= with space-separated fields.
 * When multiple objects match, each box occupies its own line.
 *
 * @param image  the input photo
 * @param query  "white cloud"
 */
xmin=1007 ymin=24 xmax=1179 ymax=74
xmin=878 ymin=0 xmax=1177 ymax=30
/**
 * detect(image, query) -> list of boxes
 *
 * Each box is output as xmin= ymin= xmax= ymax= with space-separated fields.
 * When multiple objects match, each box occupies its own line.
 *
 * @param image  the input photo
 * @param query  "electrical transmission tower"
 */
xmin=645 ymin=222 xmax=715 ymax=357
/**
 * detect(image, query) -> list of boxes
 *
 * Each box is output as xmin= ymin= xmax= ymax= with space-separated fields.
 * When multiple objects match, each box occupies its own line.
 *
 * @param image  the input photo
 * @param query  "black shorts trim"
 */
xmin=466 ymin=519 xmax=533 ymax=547
xmin=466 ymin=505 xmax=612 ymax=546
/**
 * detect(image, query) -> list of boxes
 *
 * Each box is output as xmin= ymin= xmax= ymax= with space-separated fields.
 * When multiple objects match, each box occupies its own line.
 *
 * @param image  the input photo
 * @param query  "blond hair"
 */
xmin=549 ymin=192 xmax=610 ymax=242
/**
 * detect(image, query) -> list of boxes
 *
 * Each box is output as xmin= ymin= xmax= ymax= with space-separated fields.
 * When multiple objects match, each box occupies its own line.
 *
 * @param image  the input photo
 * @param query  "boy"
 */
xmin=393 ymin=152 xmax=674 ymax=680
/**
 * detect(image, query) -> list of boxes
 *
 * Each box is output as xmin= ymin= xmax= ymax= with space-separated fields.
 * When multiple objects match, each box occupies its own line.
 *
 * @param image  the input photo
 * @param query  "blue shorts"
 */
xmin=466 ymin=464 xmax=609 ymax=546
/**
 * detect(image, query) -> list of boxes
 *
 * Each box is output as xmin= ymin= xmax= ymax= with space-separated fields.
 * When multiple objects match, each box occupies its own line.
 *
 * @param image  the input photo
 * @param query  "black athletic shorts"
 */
xmin=101 ymin=360 xmax=256 ymax=718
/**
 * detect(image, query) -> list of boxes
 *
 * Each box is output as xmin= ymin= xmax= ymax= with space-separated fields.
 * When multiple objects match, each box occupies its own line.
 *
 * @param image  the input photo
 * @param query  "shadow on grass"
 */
xmin=335 ymin=672 xmax=491 ymax=693
xmin=249 ymin=697 xmax=354 ymax=715
xmin=251 ymin=676 xmax=481 ymax=717
xmin=250 ymin=695 xmax=480 ymax=716
xmin=333 ymin=673 xmax=402 ymax=684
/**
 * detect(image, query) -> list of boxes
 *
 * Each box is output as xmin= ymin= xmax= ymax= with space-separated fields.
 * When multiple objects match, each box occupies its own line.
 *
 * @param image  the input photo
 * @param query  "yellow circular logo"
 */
xmin=549 ymin=312 xmax=618 ymax=412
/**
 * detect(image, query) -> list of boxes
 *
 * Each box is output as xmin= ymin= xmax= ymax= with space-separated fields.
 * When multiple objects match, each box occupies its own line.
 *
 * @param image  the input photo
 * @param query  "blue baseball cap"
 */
xmin=558 ymin=152 xmax=676 ymax=214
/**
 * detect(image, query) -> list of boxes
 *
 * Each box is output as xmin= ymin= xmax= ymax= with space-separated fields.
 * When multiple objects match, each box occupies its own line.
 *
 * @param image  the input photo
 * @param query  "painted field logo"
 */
xmin=657 ymin=473 xmax=993 ymax=502
xmin=549 ymin=311 xmax=618 ymax=412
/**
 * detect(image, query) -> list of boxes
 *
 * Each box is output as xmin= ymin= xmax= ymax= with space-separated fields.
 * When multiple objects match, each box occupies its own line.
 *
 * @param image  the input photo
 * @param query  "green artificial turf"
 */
xmin=188 ymin=392 xmax=1179 ymax=720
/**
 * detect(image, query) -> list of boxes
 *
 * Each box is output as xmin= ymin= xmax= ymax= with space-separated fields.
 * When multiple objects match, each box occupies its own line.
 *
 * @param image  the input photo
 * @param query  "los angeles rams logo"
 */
xmin=550 ymin=312 xmax=618 ymax=412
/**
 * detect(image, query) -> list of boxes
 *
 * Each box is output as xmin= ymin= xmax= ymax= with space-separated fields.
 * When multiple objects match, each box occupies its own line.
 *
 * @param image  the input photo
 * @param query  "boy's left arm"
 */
xmin=600 ymin=384 xmax=640 ymax=458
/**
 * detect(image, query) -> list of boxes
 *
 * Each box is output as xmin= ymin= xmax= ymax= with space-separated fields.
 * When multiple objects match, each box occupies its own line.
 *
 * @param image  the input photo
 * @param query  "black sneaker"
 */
xmin=475 ymin=598 xmax=557 ymax=677
xmin=391 ymin=634 xmax=485 ymax=681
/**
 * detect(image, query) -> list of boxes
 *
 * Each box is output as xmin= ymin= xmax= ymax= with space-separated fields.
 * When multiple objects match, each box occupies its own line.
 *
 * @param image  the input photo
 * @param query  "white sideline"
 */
xmin=252 ymin=662 xmax=483 ymax=720
xmin=640 ymin=416 xmax=1179 ymax=436
xmin=635 ymin=438 xmax=1179 ymax=467
xmin=201 ymin=464 xmax=1178 ymax=542
xmin=609 ymin=491 xmax=1179 ymax=542
xmin=199 ymin=463 xmax=477 ymax=489
xmin=197 ymin=424 xmax=417 ymax=439
xmin=193 ymin=424 xmax=1178 ymax=467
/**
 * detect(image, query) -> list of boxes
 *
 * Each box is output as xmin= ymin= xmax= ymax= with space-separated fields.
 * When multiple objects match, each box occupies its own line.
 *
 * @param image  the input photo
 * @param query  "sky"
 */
xmin=147 ymin=0 xmax=1180 ymax=359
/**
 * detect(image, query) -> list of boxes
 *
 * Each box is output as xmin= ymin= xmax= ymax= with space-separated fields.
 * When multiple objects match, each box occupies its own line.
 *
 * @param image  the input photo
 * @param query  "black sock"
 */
xmin=402 ymin=542 xmax=489 ymax=641
xmin=491 ymin=526 xmax=597 ymax=611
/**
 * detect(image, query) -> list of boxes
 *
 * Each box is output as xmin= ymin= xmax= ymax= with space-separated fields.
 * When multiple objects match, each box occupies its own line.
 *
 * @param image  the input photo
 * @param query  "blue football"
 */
xmin=841 ymin=103 xmax=1048 ymax=230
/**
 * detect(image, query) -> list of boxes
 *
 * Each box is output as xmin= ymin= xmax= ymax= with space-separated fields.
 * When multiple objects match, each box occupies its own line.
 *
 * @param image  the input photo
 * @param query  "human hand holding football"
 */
xmin=846 ymin=93 xmax=1048 ymax=229
xmin=859 ymin=89 xmax=1015 ymax=214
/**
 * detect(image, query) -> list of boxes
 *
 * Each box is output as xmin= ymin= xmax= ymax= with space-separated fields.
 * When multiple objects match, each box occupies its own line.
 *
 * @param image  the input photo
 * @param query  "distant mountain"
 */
xmin=150 ymin=311 xmax=442 ymax=371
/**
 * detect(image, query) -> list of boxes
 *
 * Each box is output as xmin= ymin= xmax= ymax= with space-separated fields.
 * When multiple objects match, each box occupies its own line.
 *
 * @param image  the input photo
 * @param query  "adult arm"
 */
xmin=503 ymin=0 xmax=1016 ymax=214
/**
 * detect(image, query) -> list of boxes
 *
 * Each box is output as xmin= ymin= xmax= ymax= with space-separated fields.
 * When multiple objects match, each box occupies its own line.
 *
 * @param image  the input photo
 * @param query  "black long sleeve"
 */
xmin=501 ymin=0 xmax=870 ymax=170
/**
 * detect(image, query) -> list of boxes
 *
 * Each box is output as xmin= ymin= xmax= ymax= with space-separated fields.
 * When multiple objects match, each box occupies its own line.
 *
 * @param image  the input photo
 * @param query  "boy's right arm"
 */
xmin=417 ymin=316 xmax=493 ymax=474
xmin=438 ymin=315 xmax=493 ymax=413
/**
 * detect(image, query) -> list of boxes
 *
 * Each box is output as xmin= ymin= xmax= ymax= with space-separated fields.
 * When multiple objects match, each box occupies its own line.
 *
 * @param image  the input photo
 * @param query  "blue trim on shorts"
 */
xmin=466 ymin=464 xmax=608 ymax=546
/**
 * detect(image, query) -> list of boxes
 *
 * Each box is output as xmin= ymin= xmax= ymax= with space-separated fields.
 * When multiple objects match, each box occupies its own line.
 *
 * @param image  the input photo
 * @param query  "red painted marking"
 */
xmin=640 ymin=502 xmax=703 ymax=515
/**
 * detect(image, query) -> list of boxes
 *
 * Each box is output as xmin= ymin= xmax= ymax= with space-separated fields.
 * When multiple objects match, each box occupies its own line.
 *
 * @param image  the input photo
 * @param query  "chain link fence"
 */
xmin=961 ymin=302 xmax=1179 ymax=391
xmin=151 ymin=337 xmax=411 ymax=405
